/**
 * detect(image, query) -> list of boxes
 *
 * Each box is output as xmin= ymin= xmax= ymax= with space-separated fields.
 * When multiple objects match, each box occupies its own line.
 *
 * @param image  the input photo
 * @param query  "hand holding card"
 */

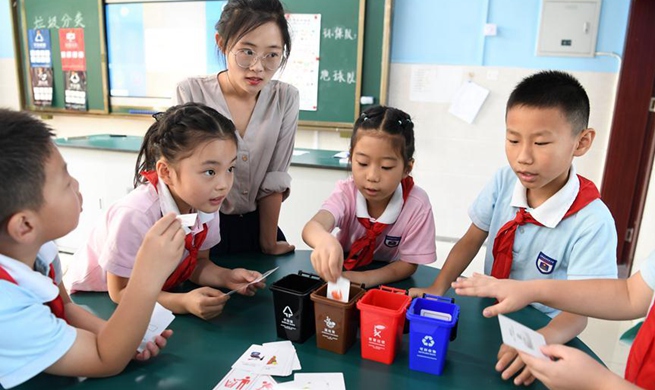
xmin=327 ymin=276 xmax=350 ymax=303
xmin=498 ymin=314 xmax=548 ymax=359
xmin=226 ymin=267 xmax=279 ymax=296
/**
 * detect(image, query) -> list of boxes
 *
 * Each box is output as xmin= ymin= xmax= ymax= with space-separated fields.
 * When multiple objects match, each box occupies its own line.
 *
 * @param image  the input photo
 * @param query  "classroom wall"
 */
xmin=2 ymin=0 xmax=652 ymax=271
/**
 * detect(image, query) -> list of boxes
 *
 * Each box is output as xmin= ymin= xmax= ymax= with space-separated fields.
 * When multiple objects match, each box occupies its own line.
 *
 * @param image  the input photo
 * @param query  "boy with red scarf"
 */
xmin=0 ymin=109 xmax=185 ymax=388
xmin=410 ymin=71 xmax=617 ymax=386
xmin=452 ymin=249 xmax=655 ymax=389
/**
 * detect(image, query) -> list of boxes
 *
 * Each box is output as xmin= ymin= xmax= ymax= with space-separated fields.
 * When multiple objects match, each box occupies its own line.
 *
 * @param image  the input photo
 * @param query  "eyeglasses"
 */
xmin=231 ymin=48 xmax=283 ymax=71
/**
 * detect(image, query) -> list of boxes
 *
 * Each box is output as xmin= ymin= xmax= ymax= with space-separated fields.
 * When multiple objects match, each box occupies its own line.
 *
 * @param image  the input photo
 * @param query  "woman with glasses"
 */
xmin=174 ymin=0 xmax=298 ymax=256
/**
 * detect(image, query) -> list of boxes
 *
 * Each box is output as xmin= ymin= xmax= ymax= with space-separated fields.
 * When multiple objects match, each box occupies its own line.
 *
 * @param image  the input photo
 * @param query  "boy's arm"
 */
xmin=45 ymin=213 xmax=184 ymax=377
xmin=410 ymin=223 xmax=487 ymax=297
xmin=344 ymin=261 xmax=418 ymax=287
xmin=538 ymin=311 xmax=587 ymax=344
xmin=454 ymin=272 xmax=653 ymax=320
xmin=258 ymin=192 xmax=295 ymax=255
xmin=302 ymin=210 xmax=343 ymax=283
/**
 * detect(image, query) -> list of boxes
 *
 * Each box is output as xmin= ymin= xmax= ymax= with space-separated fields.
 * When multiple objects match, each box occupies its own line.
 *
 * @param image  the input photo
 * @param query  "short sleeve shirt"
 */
xmin=64 ymin=180 xmax=220 ymax=292
xmin=0 ymin=242 xmax=77 ymax=388
xmin=321 ymin=178 xmax=436 ymax=265
xmin=174 ymin=74 xmax=300 ymax=214
xmin=640 ymin=251 xmax=655 ymax=291
xmin=469 ymin=165 xmax=618 ymax=317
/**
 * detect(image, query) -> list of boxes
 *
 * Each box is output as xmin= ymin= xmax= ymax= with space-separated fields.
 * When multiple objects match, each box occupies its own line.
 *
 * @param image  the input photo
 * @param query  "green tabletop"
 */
xmin=54 ymin=135 xmax=349 ymax=171
xmin=16 ymin=251 xmax=599 ymax=389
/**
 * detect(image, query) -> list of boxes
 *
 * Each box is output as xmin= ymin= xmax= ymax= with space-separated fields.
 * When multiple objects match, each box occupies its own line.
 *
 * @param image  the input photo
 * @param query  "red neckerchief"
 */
xmin=343 ymin=176 xmax=415 ymax=271
xmin=490 ymin=175 xmax=600 ymax=279
xmin=0 ymin=264 xmax=68 ymax=323
xmin=141 ymin=170 xmax=208 ymax=291
xmin=625 ymin=305 xmax=655 ymax=388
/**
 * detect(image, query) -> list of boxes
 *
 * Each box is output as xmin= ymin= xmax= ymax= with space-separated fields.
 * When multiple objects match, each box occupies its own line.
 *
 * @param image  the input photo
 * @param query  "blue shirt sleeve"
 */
xmin=639 ymin=251 xmax=655 ymax=291
xmin=0 ymin=283 xmax=76 ymax=389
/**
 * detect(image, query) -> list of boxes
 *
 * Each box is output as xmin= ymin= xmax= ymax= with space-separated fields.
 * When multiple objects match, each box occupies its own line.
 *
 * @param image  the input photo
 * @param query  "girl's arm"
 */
xmin=344 ymin=261 xmax=418 ymax=287
xmin=258 ymin=192 xmax=294 ymax=255
xmin=190 ymin=250 xmax=265 ymax=296
xmin=303 ymin=210 xmax=344 ymax=283
xmin=107 ymin=271 xmax=229 ymax=320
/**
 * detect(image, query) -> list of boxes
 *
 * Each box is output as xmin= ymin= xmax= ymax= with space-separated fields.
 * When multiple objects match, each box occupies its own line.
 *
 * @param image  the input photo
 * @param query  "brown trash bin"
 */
xmin=310 ymin=283 xmax=366 ymax=354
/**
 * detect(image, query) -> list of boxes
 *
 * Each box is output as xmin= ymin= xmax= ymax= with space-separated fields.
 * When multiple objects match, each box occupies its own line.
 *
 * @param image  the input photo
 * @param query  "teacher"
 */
xmin=174 ymin=0 xmax=299 ymax=256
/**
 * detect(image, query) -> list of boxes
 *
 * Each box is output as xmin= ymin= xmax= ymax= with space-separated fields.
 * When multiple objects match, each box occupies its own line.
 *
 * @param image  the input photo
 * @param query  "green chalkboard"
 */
xmin=14 ymin=0 xmax=108 ymax=113
xmin=12 ymin=0 xmax=390 ymax=127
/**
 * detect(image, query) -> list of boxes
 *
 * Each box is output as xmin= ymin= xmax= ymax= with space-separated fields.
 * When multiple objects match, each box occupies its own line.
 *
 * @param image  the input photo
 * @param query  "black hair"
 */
xmin=134 ymin=102 xmax=238 ymax=187
xmin=215 ymin=0 xmax=291 ymax=69
xmin=507 ymin=70 xmax=590 ymax=135
xmin=350 ymin=105 xmax=415 ymax=169
xmin=0 ymin=109 xmax=55 ymax=226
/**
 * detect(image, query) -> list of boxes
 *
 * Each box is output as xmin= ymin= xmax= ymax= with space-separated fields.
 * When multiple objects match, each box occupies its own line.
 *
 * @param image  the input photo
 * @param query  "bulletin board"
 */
xmin=12 ymin=0 xmax=392 ymax=129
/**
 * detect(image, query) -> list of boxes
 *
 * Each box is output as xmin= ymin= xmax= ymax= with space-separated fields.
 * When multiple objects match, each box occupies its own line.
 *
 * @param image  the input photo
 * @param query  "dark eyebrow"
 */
xmin=239 ymin=41 xmax=283 ymax=50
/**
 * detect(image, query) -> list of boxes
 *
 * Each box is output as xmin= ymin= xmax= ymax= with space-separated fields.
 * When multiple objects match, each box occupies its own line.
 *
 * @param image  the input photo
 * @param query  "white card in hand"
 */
xmin=497 ymin=314 xmax=548 ymax=359
xmin=176 ymin=213 xmax=197 ymax=227
xmin=137 ymin=302 xmax=175 ymax=352
xmin=226 ymin=266 xmax=279 ymax=296
xmin=327 ymin=276 xmax=350 ymax=303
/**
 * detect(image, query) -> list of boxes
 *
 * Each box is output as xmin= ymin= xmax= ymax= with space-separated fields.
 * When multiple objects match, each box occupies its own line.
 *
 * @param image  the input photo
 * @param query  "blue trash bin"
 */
xmin=406 ymin=294 xmax=459 ymax=375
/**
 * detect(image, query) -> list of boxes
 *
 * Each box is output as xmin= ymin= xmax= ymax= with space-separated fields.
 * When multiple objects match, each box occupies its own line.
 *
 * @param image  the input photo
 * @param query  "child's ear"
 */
xmin=403 ymin=159 xmax=415 ymax=177
xmin=5 ymin=211 xmax=39 ymax=244
xmin=215 ymin=33 xmax=226 ymax=53
xmin=156 ymin=159 xmax=174 ymax=186
xmin=574 ymin=128 xmax=596 ymax=157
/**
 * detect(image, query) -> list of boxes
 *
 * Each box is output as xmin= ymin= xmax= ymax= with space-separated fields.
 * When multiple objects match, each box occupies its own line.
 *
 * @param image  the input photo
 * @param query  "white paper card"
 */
xmin=292 ymin=373 xmax=346 ymax=390
xmin=498 ymin=314 xmax=548 ymax=359
xmin=226 ymin=267 xmax=279 ymax=296
xmin=420 ymin=308 xmax=452 ymax=322
xmin=176 ymin=213 xmax=197 ymax=227
xmin=263 ymin=341 xmax=301 ymax=371
xmin=327 ymin=276 xmax=350 ymax=303
xmin=137 ymin=302 xmax=175 ymax=352
xmin=448 ymin=81 xmax=490 ymax=124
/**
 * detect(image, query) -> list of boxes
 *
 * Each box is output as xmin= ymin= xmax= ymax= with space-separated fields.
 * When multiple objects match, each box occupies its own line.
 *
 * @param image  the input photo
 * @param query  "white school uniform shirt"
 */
xmin=65 ymin=178 xmax=220 ymax=293
xmin=469 ymin=165 xmax=618 ymax=317
xmin=0 ymin=242 xmax=77 ymax=389
xmin=174 ymin=74 xmax=299 ymax=215
xmin=321 ymin=177 xmax=436 ymax=265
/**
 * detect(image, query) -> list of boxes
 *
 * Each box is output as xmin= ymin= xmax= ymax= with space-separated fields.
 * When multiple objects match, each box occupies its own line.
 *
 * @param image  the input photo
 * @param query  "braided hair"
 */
xmin=133 ymin=102 xmax=238 ymax=187
xmin=350 ymin=105 xmax=415 ymax=169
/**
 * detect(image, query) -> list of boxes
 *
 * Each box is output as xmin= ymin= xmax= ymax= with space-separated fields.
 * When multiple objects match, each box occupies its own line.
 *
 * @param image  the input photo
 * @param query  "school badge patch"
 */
xmin=535 ymin=252 xmax=557 ymax=274
xmin=384 ymin=235 xmax=401 ymax=248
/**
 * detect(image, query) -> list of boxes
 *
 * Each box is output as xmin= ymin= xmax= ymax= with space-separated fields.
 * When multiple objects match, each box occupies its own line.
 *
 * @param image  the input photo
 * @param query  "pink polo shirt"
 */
xmin=64 ymin=182 xmax=220 ymax=293
xmin=321 ymin=177 xmax=436 ymax=265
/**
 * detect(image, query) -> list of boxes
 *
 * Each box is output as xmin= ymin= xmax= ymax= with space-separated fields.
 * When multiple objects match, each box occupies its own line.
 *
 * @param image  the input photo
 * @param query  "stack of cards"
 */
xmin=327 ymin=276 xmax=350 ymax=303
xmin=276 ymin=373 xmax=346 ymax=390
xmin=215 ymin=341 xmax=302 ymax=389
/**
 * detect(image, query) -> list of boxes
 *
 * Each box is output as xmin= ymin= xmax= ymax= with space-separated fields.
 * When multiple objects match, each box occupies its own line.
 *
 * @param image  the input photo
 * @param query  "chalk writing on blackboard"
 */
xmin=33 ymin=12 xmax=85 ymax=29
xmin=320 ymin=69 xmax=356 ymax=84
xmin=322 ymin=26 xmax=356 ymax=40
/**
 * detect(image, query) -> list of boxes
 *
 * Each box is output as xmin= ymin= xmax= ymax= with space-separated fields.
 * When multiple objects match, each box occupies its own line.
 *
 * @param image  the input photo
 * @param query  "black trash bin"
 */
xmin=270 ymin=271 xmax=324 ymax=343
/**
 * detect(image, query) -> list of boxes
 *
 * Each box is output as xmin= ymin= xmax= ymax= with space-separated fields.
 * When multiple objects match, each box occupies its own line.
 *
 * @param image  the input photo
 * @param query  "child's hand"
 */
xmin=310 ymin=236 xmax=344 ymax=283
xmin=452 ymin=273 xmax=530 ymax=317
xmin=496 ymin=344 xmax=535 ymax=386
xmin=134 ymin=329 xmax=173 ymax=361
xmin=134 ymin=213 xmax=185 ymax=285
xmin=408 ymin=286 xmax=445 ymax=299
xmin=519 ymin=345 xmax=623 ymax=390
xmin=184 ymin=287 xmax=229 ymax=320
xmin=226 ymin=268 xmax=266 ymax=296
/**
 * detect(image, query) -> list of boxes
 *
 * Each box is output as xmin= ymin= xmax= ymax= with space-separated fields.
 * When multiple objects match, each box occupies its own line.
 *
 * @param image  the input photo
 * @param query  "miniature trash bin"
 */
xmin=356 ymin=286 xmax=411 ymax=364
xmin=270 ymin=271 xmax=324 ymax=343
xmin=310 ymin=282 xmax=366 ymax=354
xmin=406 ymin=294 xmax=460 ymax=375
